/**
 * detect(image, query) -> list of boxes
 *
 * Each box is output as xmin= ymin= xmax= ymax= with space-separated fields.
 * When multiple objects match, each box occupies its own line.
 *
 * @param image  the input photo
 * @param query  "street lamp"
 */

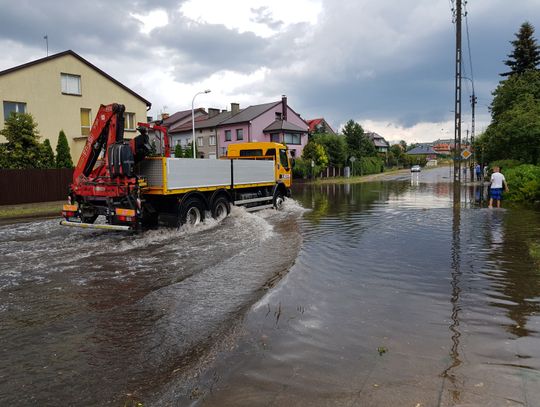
xmin=192 ymin=89 xmax=211 ymax=158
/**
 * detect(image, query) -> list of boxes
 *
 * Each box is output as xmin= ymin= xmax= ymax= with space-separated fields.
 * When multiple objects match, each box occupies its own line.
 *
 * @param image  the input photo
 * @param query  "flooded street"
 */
xmin=198 ymin=167 xmax=540 ymax=407
xmin=0 ymin=205 xmax=303 ymax=406
xmin=1 ymin=166 xmax=540 ymax=406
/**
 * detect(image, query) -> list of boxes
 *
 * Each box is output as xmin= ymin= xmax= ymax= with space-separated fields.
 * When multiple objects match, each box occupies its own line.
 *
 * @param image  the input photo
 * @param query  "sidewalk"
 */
xmin=0 ymin=200 xmax=64 ymax=223
xmin=312 ymin=168 xmax=410 ymax=185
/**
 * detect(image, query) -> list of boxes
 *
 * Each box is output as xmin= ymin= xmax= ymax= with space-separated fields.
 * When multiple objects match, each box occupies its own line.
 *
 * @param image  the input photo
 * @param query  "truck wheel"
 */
xmin=211 ymin=197 xmax=230 ymax=221
xmin=179 ymin=197 xmax=205 ymax=227
xmin=273 ymin=193 xmax=285 ymax=210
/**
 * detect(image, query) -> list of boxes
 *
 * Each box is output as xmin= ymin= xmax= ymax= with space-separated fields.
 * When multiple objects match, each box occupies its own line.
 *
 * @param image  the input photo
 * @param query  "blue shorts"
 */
xmin=490 ymin=188 xmax=503 ymax=200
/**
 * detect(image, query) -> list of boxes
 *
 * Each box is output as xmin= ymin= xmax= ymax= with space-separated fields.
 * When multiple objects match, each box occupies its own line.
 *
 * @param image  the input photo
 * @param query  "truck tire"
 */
xmin=179 ymin=197 xmax=205 ymax=227
xmin=211 ymin=196 xmax=230 ymax=221
xmin=273 ymin=193 xmax=285 ymax=210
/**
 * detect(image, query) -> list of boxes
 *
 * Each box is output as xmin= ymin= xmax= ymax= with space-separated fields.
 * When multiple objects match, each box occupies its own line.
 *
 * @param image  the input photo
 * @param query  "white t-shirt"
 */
xmin=490 ymin=172 xmax=506 ymax=189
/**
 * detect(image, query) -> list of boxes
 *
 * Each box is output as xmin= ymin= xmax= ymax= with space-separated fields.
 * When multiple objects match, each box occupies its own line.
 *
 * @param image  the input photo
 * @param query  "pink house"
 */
xmin=217 ymin=96 xmax=309 ymax=158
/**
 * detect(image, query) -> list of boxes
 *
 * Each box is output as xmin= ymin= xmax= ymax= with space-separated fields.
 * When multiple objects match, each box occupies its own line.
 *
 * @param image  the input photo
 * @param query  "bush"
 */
xmin=357 ymin=156 xmax=384 ymax=175
xmin=504 ymin=164 xmax=540 ymax=202
xmin=292 ymin=157 xmax=310 ymax=178
xmin=489 ymin=159 xmax=522 ymax=171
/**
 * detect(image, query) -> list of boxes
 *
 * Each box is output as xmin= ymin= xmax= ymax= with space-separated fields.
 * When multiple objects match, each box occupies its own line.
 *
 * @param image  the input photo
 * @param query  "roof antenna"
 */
xmin=43 ymin=34 xmax=48 ymax=56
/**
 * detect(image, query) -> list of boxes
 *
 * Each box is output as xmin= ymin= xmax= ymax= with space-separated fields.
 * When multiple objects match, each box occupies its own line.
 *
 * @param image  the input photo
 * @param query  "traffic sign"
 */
xmin=461 ymin=149 xmax=472 ymax=159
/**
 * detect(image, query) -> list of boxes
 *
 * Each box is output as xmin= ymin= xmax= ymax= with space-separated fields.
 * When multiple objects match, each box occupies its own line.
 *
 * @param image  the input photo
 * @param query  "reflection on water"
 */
xmin=440 ymin=186 xmax=463 ymax=404
xmin=200 ymin=170 xmax=540 ymax=407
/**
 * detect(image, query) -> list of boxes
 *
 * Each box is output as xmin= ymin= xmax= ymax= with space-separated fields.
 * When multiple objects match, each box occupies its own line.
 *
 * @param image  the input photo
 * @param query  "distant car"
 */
xmin=411 ymin=165 xmax=421 ymax=173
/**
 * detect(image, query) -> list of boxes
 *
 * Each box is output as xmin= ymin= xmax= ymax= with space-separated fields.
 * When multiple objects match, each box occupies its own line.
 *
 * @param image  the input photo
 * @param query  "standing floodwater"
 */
xmin=197 ymin=167 xmax=540 ymax=407
xmin=2 ymin=167 xmax=540 ymax=406
xmin=0 ymin=204 xmax=303 ymax=406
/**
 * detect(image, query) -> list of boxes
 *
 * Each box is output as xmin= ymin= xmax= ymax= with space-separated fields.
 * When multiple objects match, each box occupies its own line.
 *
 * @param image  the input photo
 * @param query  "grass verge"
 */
xmin=0 ymin=201 xmax=64 ymax=220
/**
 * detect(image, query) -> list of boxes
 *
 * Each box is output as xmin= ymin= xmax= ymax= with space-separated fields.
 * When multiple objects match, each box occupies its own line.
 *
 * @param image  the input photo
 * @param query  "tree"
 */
xmin=184 ymin=142 xmax=197 ymax=158
xmin=56 ymin=130 xmax=73 ymax=168
xmin=481 ymin=94 xmax=540 ymax=164
xmin=502 ymin=22 xmax=540 ymax=77
xmin=399 ymin=140 xmax=407 ymax=151
xmin=312 ymin=133 xmax=347 ymax=168
xmin=174 ymin=143 xmax=183 ymax=158
xmin=341 ymin=119 xmax=377 ymax=158
xmin=301 ymin=141 xmax=329 ymax=177
xmin=342 ymin=119 xmax=364 ymax=154
xmin=39 ymin=139 xmax=56 ymax=168
xmin=389 ymin=143 xmax=407 ymax=166
xmin=490 ymin=70 xmax=540 ymax=121
xmin=0 ymin=112 xmax=41 ymax=169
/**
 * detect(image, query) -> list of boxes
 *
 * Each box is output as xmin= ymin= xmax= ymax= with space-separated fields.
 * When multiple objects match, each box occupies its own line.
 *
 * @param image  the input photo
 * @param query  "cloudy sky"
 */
xmin=1 ymin=0 xmax=539 ymax=143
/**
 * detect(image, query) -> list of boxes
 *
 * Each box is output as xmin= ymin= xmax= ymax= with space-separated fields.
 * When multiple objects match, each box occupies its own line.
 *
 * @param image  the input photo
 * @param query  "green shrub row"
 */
xmin=504 ymin=164 xmax=540 ymax=202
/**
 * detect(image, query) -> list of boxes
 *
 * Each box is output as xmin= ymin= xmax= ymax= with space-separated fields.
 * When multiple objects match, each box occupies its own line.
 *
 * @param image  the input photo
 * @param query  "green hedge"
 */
xmin=504 ymin=164 xmax=540 ymax=202
xmin=355 ymin=156 xmax=384 ymax=176
xmin=489 ymin=159 xmax=522 ymax=171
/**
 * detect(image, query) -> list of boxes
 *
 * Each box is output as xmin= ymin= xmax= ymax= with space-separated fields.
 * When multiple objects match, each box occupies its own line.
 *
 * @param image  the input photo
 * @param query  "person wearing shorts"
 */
xmin=488 ymin=166 xmax=508 ymax=208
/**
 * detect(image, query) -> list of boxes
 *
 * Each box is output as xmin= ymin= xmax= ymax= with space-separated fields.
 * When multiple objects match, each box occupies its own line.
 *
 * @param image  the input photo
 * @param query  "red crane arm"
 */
xmin=72 ymin=103 xmax=125 ymax=184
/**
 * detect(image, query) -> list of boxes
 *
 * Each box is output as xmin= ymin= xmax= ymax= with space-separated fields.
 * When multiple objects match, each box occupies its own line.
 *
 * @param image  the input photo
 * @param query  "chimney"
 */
xmin=161 ymin=113 xmax=170 ymax=120
xmin=208 ymin=108 xmax=220 ymax=118
xmin=281 ymin=95 xmax=287 ymax=121
xmin=231 ymin=103 xmax=240 ymax=115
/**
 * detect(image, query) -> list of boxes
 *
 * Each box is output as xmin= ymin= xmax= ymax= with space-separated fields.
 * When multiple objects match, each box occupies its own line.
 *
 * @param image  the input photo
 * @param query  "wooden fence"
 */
xmin=0 ymin=168 xmax=73 ymax=205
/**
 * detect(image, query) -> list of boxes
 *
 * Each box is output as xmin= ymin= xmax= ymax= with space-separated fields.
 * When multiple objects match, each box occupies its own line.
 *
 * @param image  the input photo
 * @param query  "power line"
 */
xmin=464 ymin=2 xmax=475 ymax=93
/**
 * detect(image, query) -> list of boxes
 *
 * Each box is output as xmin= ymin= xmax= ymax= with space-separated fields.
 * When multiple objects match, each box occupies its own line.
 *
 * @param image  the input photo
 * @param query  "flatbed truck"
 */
xmin=61 ymin=103 xmax=292 ymax=231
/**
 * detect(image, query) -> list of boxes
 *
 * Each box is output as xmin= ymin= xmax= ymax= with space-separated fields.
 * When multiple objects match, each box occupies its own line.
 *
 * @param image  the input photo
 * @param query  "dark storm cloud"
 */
xmin=2 ymin=0 xmax=540 ymax=133
xmin=242 ymin=0 xmax=540 ymax=130
xmin=152 ymin=13 xmax=272 ymax=82
xmin=0 ymin=0 xmax=149 ymax=55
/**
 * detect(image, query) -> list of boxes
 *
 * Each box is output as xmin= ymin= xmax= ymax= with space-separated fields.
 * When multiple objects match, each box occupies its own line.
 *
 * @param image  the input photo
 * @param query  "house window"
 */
xmin=220 ymin=147 xmax=227 ymax=156
xmin=236 ymin=129 xmax=244 ymax=141
xmin=3 ymin=101 xmax=26 ymax=121
xmin=225 ymin=130 xmax=231 ymax=141
xmin=270 ymin=133 xmax=280 ymax=143
xmin=61 ymin=73 xmax=81 ymax=95
xmin=197 ymin=137 xmax=204 ymax=147
xmin=80 ymin=108 xmax=91 ymax=136
xmin=284 ymin=133 xmax=301 ymax=145
xmin=275 ymin=112 xmax=282 ymax=120
xmin=124 ymin=112 xmax=135 ymax=131
xmin=209 ymin=135 xmax=216 ymax=146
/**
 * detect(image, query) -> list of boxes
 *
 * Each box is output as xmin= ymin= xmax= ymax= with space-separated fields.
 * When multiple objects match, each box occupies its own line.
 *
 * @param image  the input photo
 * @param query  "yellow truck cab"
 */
xmin=226 ymin=142 xmax=293 ymax=189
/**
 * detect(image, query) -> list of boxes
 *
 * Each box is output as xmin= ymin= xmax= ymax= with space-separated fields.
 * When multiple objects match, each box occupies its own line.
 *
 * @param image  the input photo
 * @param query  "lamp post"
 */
xmin=192 ymin=89 xmax=211 ymax=158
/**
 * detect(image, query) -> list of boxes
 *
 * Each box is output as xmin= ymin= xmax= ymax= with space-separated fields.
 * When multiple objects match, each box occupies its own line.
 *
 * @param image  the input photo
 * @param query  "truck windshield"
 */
xmin=279 ymin=149 xmax=289 ymax=170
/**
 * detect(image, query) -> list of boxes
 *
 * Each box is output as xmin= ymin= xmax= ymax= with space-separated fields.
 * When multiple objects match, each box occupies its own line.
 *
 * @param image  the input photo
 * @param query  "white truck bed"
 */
xmin=138 ymin=158 xmax=275 ymax=191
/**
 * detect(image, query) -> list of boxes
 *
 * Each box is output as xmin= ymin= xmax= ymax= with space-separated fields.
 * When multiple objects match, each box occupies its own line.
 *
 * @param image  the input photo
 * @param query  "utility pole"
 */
xmin=453 ymin=0 xmax=462 ymax=184
xmin=470 ymin=93 xmax=477 ymax=182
